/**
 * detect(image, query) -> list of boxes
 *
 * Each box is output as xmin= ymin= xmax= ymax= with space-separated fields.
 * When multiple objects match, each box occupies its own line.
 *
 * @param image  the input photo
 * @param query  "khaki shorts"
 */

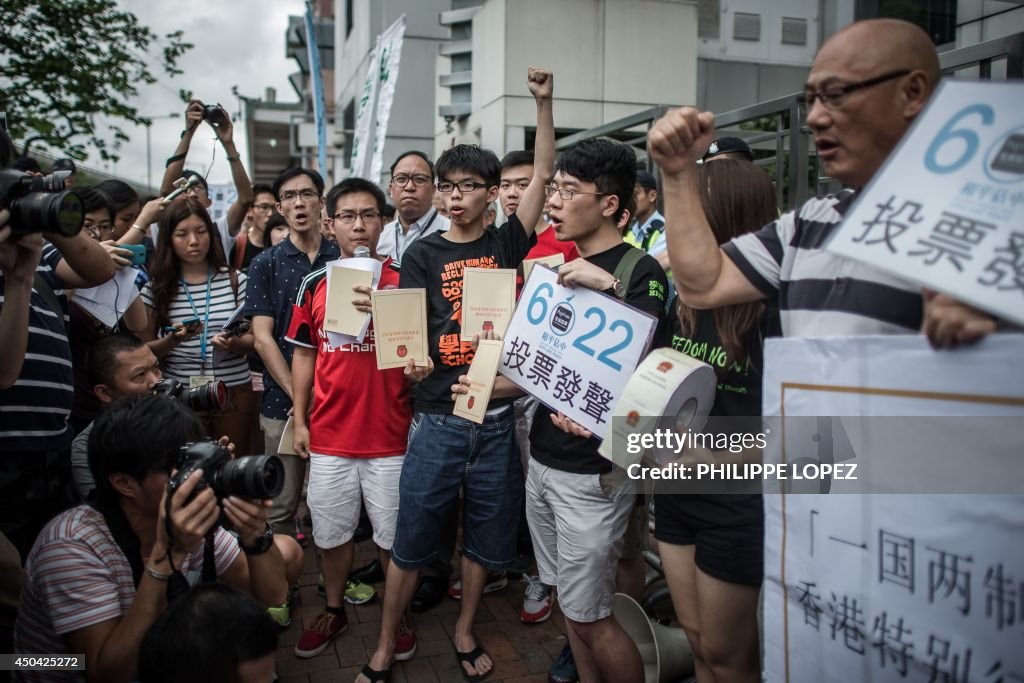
xmin=307 ymin=453 xmax=405 ymax=550
xmin=526 ymin=460 xmax=634 ymax=623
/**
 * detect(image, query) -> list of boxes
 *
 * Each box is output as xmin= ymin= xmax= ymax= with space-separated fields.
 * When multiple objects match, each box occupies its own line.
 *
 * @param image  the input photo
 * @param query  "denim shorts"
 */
xmin=391 ymin=409 xmax=522 ymax=572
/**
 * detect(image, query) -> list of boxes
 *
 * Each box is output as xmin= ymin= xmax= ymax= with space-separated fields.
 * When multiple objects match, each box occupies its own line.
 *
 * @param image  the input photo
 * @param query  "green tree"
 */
xmin=0 ymin=0 xmax=192 ymax=161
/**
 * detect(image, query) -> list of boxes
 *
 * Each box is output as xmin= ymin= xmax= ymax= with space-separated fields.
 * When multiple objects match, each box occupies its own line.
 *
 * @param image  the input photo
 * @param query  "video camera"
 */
xmin=151 ymin=378 xmax=228 ymax=413
xmin=167 ymin=440 xmax=284 ymax=502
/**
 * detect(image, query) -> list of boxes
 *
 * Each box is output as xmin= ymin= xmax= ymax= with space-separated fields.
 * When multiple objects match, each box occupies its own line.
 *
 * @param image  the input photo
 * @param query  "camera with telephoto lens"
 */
xmin=202 ymin=104 xmax=228 ymax=127
xmin=167 ymin=440 xmax=284 ymax=503
xmin=0 ymin=168 xmax=84 ymax=237
xmin=151 ymin=378 xmax=228 ymax=413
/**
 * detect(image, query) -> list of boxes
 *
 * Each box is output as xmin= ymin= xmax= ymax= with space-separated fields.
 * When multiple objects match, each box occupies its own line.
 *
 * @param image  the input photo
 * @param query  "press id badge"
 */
xmin=190 ymin=375 xmax=216 ymax=388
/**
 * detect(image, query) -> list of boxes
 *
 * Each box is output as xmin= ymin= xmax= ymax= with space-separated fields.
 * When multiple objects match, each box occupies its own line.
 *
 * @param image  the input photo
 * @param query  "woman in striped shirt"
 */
xmin=141 ymin=198 xmax=259 ymax=453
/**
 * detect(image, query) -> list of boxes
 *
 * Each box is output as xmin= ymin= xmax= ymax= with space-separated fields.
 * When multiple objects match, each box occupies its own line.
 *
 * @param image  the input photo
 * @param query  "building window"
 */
xmin=781 ymin=17 xmax=807 ymax=45
xmin=733 ymin=12 xmax=761 ymax=41
xmin=855 ymin=0 xmax=957 ymax=45
xmin=698 ymin=0 xmax=720 ymax=40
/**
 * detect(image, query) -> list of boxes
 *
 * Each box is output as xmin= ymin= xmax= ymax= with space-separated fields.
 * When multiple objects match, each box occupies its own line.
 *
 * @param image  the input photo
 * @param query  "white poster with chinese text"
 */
xmin=368 ymin=15 xmax=406 ymax=182
xmin=498 ymin=266 xmax=657 ymax=436
xmin=762 ymin=334 xmax=1024 ymax=682
xmin=827 ymin=80 xmax=1024 ymax=326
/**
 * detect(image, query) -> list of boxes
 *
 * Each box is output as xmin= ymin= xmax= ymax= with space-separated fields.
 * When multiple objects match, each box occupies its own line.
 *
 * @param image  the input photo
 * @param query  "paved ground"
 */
xmin=275 ymin=532 xmax=568 ymax=683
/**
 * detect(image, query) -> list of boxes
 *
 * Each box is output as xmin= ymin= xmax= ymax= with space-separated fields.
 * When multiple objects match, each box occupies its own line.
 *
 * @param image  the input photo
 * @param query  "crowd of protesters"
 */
xmin=0 ymin=18 xmax=1007 ymax=683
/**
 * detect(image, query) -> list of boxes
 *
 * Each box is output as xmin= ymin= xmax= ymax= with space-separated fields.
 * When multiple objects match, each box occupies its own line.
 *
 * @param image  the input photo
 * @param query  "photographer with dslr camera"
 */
xmin=158 ymin=99 xmax=253 ymax=257
xmin=0 ymin=129 xmax=124 ymax=560
xmin=14 ymin=395 xmax=294 ymax=683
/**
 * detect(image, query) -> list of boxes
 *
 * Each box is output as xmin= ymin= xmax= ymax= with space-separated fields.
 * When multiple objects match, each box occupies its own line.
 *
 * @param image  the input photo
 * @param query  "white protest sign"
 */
xmin=498 ymin=266 xmax=657 ymax=436
xmin=368 ymin=15 xmax=406 ymax=182
xmin=827 ymin=80 xmax=1024 ymax=325
xmin=761 ymin=334 xmax=1024 ymax=683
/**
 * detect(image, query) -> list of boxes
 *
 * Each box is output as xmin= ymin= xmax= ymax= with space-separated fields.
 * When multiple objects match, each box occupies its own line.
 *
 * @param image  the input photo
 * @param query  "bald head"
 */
xmin=806 ymin=19 xmax=941 ymax=188
xmin=820 ymin=19 xmax=940 ymax=93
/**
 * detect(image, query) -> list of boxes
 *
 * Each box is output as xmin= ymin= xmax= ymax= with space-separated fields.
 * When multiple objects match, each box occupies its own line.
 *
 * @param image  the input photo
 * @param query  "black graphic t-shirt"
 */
xmin=400 ymin=213 xmax=535 ymax=414
xmin=530 ymin=242 xmax=669 ymax=475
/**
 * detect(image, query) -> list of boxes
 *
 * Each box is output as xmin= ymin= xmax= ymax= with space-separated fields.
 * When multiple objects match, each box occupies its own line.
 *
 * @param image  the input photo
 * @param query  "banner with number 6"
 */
xmin=826 ymin=79 xmax=1024 ymax=325
xmin=499 ymin=265 xmax=658 ymax=437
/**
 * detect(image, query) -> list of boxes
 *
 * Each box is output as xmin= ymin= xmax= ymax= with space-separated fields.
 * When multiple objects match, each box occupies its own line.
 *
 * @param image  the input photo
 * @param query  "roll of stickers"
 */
xmin=598 ymin=347 xmax=717 ymax=469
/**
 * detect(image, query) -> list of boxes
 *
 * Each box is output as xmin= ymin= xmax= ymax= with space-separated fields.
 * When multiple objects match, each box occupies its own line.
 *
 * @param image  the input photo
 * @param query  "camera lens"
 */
xmin=219 ymin=455 xmax=284 ymax=499
xmin=9 ymin=190 xmax=83 ymax=237
xmin=186 ymin=379 xmax=228 ymax=412
xmin=203 ymin=105 xmax=227 ymax=127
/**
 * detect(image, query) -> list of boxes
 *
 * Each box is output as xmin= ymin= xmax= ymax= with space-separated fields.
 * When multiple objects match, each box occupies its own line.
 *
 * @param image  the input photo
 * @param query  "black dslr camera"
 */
xmin=151 ymin=378 xmax=228 ymax=413
xmin=0 ymin=168 xmax=83 ymax=237
xmin=167 ymin=440 xmax=285 ymax=503
xmin=201 ymin=104 xmax=228 ymax=128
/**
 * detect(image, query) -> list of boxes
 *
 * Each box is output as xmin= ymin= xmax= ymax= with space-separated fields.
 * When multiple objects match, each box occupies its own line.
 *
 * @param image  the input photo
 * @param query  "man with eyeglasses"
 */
xmin=231 ymin=183 xmax=279 ymax=272
xmin=286 ymin=178 xmax=427 ymax=661
xmin=650 ymin=18 xmax=996 ymax=348
xmin=376 ymin=151 xmax=450 ymax=269
xmin=160 ymin=99 xmax=255 ymax=260
xmin=243 ymin=168 xmax=340 ymax=546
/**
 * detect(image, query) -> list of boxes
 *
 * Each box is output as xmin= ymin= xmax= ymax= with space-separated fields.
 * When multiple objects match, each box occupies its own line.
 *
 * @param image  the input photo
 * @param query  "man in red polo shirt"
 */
xmin=286 ymin=177 xmax=429 ymax=661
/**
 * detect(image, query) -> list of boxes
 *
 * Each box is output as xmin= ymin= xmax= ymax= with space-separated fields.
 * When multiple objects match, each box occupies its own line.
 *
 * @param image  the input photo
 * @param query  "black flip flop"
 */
xmin=358 ymin=663 xmax=392 ymax=683
xmin=455 ymin=645 xmax=493 ymax=682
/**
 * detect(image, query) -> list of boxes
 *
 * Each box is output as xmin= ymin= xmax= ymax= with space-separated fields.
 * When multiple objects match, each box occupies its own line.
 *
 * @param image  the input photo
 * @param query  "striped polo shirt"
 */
xmin=14 ymin=505 xmax=240 ymax=681
xmin=141 ymin=269 xmax=250 ymax=387
xmin=0 ymin=243 xmax=73 ymax=452
xmin=723 ymin=191 xmax=923 ymax=337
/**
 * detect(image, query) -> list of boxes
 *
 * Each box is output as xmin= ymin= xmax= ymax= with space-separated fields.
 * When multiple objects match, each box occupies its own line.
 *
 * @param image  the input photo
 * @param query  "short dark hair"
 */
xmin=86 ymin=333 xmax=147 ymax=389
xmin=325 ymin=178 xmax=387 ymax=216
xmin=389 ymin=150 xmax=434 ymax=177
xmin=138 ymin=583 xmax=279 ymax=683
xmin=88 ymin=395 xmax=205 ymax=507
xmin=500 ymin=150 xmax=534 ymax=171
xmin=181 ymin=169 xmax=209 ymax=192
xmin=251 ymin=183 xmax=275 ymax=199
xmin=272 ymin=167 xmax=324 ymax=201
xmin=52 ymin=158 xmax=76 ymax=173
xmin=13 ymin=157 xmax=41 ymax=174
xmin=94 ymin=180 xmax=141 ymax=212
xmin=555 ymin=138 xmax=636 ymax=222
xmin=435 ymin=145 xmax=501 ymax=188
xmin=77 ymin=187 xmax=115 ymax=222
xmin=265 ymin=213 xmax=288 ymax=232
xmin=382 ymin=204 xmax=396 ymax=221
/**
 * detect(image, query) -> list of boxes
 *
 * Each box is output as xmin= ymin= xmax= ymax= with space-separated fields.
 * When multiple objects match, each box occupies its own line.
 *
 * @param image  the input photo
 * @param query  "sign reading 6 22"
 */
xmin=526 ymin=283 xmax=635 ymax=371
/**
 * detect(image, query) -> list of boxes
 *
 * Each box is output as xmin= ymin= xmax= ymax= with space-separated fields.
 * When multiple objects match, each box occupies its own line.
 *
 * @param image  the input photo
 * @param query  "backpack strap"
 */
xmin=228 ymin=268 xmax=240 ymax=306
xmin=232 ymin=231 xmax=248 ymax=270
xmin=612 ymin=246 xmax=646 ymax=298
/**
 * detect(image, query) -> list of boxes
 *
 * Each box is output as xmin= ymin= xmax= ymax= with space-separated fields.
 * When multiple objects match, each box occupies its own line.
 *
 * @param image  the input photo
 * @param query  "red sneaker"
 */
xmin=294 ymin=611 xmax=348 ymax=658
xmin=394 ymin=616 xmax=418 ymax=662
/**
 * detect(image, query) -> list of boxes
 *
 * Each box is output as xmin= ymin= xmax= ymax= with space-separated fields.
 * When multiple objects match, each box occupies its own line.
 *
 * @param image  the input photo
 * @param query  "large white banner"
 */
xmin=827 ymin=80 xmax=1024 ymax=326
xmin=348 ymin=15 xmax=406 ymax=181
xmin=761 ymin=334 xmax=1024 ymax=682
xmin=368 ymin=15 xmax=406 ymax=182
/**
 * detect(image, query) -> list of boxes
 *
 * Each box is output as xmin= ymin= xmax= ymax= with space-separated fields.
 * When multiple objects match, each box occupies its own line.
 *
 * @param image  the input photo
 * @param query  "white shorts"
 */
xmin=307 ymin=452 xmax=405 ymax=550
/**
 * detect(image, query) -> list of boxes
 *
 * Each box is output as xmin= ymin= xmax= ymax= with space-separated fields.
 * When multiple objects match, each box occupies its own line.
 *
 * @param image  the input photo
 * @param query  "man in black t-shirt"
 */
xmin=528 ymin=138 xmax=668 ymax=683
xmin=359 ymin=68 xmax=554 ymax=683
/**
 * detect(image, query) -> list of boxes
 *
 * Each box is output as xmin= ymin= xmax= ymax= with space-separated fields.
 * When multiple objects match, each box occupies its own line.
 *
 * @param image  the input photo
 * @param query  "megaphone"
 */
xmin=614 ymin=593 xmax=694 ymax=683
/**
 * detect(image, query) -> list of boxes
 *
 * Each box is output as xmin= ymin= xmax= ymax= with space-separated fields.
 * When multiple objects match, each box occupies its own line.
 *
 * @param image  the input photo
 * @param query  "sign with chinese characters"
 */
xmin=827 ymin=80 xmax=1024 ymax=325
xmin=498 ymin=266 xmax=657 ymax=436
xmin=761 ymin=334 xmax=1024 ymax=682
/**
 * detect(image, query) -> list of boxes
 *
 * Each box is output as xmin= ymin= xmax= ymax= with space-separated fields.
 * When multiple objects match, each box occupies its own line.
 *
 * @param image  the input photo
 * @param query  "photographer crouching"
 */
xmin=13 ymin=395 xmax=301 ymax=683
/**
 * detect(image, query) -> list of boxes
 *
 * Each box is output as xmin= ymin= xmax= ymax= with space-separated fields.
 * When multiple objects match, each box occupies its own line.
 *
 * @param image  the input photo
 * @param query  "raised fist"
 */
xmin=647 ymin=107 xmax=717 ymax=176
xmin=527 ymin=67 xmax=553 ymax=100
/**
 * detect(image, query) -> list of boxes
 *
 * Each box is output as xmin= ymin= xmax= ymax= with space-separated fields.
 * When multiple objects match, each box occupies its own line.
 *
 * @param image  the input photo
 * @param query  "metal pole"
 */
xmin=145 ymin=123 xmax=152 ymax=191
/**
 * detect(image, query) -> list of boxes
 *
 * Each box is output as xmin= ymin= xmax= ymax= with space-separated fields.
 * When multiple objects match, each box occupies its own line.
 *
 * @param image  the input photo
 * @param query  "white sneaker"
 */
xmin=520 ymin=575 xmax=553 ymax=624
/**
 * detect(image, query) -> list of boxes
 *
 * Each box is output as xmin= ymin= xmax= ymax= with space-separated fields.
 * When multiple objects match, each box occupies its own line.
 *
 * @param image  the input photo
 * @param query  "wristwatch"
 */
xmin=240 ymin=523 xmax=274 ymax=556
xmin=609 ymin=277 xmax=626 ymax=299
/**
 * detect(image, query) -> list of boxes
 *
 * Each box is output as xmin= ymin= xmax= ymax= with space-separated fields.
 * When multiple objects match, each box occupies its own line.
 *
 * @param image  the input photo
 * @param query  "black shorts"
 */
xmin=653 ymin=493 xmax=764 ymax=586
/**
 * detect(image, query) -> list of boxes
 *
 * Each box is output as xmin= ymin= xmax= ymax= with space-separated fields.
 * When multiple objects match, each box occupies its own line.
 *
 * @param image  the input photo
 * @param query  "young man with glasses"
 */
xmin=359 ymin=67 xmax=554 ymax=683
xmin=376 ymin=151 xmax=450 ymax=268
xmin=524 ymin=139 xmax=668 ymax=683
xmin=286 ymin=178 xmax=429 ymax=660
xmin=231 ymin=184 xmax=279 ymax=272
xmin=243 ymin=168 xmax=340 ymax=546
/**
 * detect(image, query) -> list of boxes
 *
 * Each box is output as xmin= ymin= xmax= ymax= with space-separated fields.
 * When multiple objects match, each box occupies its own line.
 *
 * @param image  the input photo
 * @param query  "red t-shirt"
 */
xmin=286 ymin=258 xmax=410 ymax=457
xmin=517 ymin=223 xmax=579 ymax=292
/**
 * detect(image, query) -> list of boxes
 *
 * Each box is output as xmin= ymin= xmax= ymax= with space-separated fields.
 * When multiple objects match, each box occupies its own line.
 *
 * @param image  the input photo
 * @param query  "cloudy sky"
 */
xmin=91 ymin=0 xmax=306 ymax=186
